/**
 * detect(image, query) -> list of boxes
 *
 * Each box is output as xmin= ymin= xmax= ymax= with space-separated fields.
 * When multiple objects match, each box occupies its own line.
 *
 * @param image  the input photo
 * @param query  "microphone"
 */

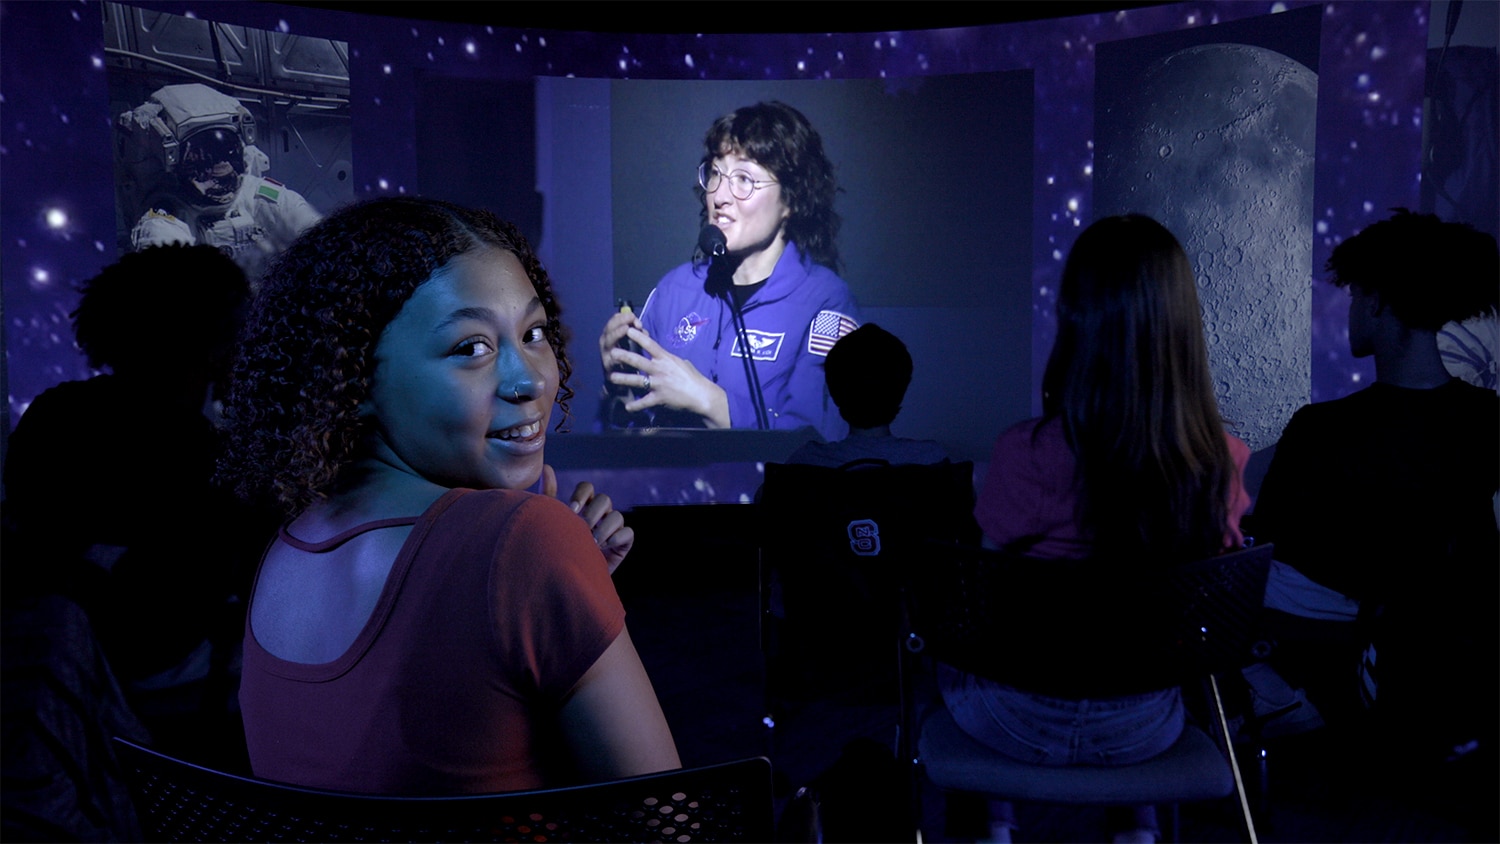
xmin=698 ymin=224 xmax=727 ymax=258
xmin=699 ymin=225 xmax=733 ymax=297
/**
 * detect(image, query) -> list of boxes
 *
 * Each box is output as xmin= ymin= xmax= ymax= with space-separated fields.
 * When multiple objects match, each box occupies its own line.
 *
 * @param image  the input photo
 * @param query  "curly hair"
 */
xmin=72 ymin=244 xmax=248 ymax=376
xmin=1041 ymin=214 xmax=1235 ymax=563
xmin=1327 ymin=208 xmax=1499 ymax=330
xmin=219 ymin=197 xmax=573 ymax=516
xmin=697 ymin=101 xmax=842 ymax=273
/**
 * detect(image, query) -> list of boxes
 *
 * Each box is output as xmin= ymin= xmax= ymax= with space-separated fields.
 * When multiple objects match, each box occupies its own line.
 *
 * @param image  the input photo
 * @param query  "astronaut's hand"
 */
xmin=598 ymin=310 xmax=644 ymax=376
xmin=606 ymin=326 xmax=731 ymax=429
xmin=132 ymin=209 xmax=196 ymax=249
xmin=542 ymin=465 xmax=634 ymax=575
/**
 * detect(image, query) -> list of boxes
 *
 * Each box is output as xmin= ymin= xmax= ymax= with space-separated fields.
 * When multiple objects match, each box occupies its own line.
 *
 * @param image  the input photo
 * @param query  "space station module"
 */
xmin=120 ymin=83 xmax=322 ymax=280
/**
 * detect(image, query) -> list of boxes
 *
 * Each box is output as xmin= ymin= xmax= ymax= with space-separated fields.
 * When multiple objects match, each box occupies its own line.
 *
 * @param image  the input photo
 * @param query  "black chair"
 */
xmin=2 ymin=594 xmax=151 ymax=842
xmin=756 ymin=459 xmax=978 ymax=838
xmin=758 ymin=459 xmax=979 ymax=707
xmin=113 ymin=738 xmax=774 ymax=843
xmin=901 ymin=541 xmax=1273 ymax=842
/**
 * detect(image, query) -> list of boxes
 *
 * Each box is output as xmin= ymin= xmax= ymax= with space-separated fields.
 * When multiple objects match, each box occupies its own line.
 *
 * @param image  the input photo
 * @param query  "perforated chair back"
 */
xmin=113 ymin=738 xmax=774 ymax=843
xmin=759 ymin=460 xmax=979 ymax=700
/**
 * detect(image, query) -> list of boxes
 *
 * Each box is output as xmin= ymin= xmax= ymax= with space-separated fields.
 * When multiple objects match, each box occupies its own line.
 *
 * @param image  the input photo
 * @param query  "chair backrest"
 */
xmin=3 ymin=595 xmax=150 ymax=842
xmin=759 ymin=460 xmax=979 ymax=698
xmin=113 ymin=738 xmax=774 ymax=843
xmin=906 ymin=542 xmax=1273 ymax=698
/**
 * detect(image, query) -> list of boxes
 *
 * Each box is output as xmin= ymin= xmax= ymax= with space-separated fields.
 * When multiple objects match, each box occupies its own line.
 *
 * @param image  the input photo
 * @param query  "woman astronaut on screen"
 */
xmin=597 ymin=101 xmax=860 ymax=441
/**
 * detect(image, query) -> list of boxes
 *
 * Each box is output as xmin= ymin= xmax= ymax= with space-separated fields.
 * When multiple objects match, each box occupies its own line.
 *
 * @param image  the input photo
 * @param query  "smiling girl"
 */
xmin=220 ymin=197 xmax=678 ymax=794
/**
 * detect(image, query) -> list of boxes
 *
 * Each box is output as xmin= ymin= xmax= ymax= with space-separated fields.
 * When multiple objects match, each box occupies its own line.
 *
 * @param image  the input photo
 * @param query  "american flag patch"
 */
xmin=807 ymin=309 xmax=858 ymax=356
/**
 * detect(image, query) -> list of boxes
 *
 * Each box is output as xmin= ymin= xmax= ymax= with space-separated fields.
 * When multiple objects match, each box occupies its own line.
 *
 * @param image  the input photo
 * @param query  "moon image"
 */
xmin=1095 ymin=42 xmax=1317 ymax=451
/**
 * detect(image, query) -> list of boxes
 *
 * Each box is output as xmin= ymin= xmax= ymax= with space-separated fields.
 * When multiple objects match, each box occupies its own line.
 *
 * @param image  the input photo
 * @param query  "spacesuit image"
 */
xmin=598 ymin=101 xmax=860 ymax=440
xmin=119 ymin=83 xmax=322 ymax=281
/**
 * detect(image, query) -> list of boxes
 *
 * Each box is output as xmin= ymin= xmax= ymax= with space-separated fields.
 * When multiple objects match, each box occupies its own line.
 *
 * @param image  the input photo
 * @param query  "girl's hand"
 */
xmin=543 ymin=465 xmax=634 ymax=575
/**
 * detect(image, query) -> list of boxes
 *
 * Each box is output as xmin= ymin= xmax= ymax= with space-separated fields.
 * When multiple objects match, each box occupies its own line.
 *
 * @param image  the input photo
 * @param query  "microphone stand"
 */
xmin=703 ymin=241 xmax=772 ymax=431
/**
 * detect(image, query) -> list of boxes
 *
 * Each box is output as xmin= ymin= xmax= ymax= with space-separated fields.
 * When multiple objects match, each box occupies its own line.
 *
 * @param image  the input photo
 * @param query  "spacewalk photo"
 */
xmin=104 ymin=2 xmax=352 ymax=284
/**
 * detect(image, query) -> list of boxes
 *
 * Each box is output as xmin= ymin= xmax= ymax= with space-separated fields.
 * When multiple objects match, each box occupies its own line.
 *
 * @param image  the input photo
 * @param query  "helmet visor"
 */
xmin=180 ymin=127 xmax=243 ymax=204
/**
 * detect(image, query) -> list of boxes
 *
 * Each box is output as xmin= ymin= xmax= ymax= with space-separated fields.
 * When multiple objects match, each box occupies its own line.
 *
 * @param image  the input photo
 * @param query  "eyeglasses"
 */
xmin=697 ymin=162 xmax=778 ymax=200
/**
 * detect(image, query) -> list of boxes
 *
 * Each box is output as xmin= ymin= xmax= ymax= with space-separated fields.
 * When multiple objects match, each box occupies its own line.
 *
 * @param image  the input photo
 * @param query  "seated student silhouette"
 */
xmin=764 ymin=323 xmax=957 ymax=839
xmin=784 ymin=323 xmax=948 ymax=467
xmin=3 ymin=244 xmax=266 ymax=759
xmin=1252 ymin=210 xmax=1498 ymax=762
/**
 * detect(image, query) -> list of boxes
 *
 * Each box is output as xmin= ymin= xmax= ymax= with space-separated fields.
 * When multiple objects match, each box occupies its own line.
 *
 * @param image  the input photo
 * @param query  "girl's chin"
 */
xmin=497 ymin=459 xmax=546 ymax=493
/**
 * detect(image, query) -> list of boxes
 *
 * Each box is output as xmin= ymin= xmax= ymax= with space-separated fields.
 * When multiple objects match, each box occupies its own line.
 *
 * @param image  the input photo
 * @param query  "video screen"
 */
xmin=2 ymin=1 xmax=1435 ymax=507
xmin=408 ymin=71 xmax=1033 ymax=501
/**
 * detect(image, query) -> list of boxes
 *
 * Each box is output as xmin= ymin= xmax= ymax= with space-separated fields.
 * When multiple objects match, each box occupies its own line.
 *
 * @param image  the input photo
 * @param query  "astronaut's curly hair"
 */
xmin=219 ymin=196 xmax=573 ymax=516
xmin=697 ymin=101 xmax=842 ymax=273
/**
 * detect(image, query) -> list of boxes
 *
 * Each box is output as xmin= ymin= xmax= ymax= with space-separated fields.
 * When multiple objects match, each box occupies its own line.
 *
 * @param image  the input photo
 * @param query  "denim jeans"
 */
xmin=937 ymin=663 xmax=1184 ymax=766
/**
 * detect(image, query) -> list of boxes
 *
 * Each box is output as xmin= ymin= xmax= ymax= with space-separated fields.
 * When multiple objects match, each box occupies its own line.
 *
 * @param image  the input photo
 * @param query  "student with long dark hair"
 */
xmin=941 ymin=214 xmax=1251 ymax=843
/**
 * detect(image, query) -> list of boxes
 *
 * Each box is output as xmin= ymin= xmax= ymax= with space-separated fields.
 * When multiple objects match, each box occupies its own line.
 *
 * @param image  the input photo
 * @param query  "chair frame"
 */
xmin=113 ymin=737 xmax=774 ymax=843
xmin=755 ymin=458 xmax=978 ymax=838
xmin=756 ymin=459 xmax=978 ymax=722
xmin=756 ymin=458 xmax=978 ymax=695
xmin=898 ymin=541 xmax=1273 ymax=843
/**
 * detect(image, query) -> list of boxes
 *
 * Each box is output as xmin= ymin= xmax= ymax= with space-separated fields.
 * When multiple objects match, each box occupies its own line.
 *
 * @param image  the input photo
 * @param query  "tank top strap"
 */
xmin=278 ymin=516 xmax=421 ymax=553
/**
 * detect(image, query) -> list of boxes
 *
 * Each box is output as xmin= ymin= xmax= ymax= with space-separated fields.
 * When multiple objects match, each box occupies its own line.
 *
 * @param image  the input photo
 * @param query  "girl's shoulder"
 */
xmin=432 ymin=488 xmax=589 ymax=544
xmin=1223 ymin=432 xmax=1252 ymax=467
xmin=986 ymin=416 xmax=1073 ymax=483
xmin=439 ymin=487 xmax=568 ymax=516
xmin=290 ymin=487 xmax=567 ymax=552
xmin=996 ymin=415 xmax=1063 ymax=451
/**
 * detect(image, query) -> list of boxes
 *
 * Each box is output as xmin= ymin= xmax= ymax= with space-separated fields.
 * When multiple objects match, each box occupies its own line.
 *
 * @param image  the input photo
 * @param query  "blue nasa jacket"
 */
xmin=638 ymin=241 xmax=860 ymax=441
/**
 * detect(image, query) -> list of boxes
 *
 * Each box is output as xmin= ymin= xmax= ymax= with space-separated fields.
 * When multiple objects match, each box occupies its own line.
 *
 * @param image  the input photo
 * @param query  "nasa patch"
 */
xmin=675 ymin=311 xmax=710 ymax=345
xmin=731 ymin=330 xmax=786 ymax=361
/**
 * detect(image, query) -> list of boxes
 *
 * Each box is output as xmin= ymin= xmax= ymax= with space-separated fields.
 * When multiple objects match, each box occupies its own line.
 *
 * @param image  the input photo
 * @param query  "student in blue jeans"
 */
xmin=947 ymin=215 xmax=1252 ymax=843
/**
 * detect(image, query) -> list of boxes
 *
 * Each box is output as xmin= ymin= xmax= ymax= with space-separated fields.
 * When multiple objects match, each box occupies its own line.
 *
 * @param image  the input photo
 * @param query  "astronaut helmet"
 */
xmin=121 ymin=83 xmax=256 ymax=207
xmin=179 ymin=126 xmax=245 ymax=205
